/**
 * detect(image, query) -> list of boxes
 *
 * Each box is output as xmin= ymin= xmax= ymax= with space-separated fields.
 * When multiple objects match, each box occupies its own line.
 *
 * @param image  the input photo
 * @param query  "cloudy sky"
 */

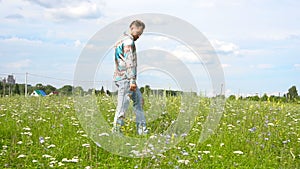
xmin=0 ymin=0 xmax=299 ymax=96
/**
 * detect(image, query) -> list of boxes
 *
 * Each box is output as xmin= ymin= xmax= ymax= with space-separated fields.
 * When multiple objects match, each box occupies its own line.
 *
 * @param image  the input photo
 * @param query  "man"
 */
xmin=113 ymin=20 xmax=148 ymax=135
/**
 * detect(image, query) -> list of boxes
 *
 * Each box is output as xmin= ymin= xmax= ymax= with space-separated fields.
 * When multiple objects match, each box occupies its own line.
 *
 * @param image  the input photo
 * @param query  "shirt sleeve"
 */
xmin=123 ymin=39 xmax=137 ymax=84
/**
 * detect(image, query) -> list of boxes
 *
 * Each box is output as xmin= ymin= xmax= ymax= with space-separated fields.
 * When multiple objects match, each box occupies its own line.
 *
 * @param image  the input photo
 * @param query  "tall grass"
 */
xmin=0 ymin=96 xmax=299 ymax=168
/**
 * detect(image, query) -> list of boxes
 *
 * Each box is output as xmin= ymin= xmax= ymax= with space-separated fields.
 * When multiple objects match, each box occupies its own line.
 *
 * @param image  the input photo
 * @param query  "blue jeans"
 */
xmin=114 ymin=79 xmax=146 ymax=127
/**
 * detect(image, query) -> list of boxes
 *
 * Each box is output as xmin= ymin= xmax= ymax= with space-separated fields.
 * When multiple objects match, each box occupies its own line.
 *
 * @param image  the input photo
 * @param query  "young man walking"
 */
xmin=113 ymin=20 xmax=148 ymax=135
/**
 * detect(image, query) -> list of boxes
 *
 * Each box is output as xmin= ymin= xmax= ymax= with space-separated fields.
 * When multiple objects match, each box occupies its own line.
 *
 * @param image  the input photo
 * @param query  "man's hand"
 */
xmin=130 ymin=83 xmax=137 ymax=91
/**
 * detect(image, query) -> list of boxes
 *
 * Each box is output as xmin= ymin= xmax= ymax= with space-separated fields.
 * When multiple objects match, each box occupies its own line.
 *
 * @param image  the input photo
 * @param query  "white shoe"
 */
xmin=137 ymin=125 xmax=148 ymax=135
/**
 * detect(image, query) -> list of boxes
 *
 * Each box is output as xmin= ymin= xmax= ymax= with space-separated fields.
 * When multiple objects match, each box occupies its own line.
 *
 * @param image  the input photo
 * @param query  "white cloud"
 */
xmin=294 ymin=64 xmax=300 ymax=68
xmin=45 ymin=2 xmax=103 ymax=21
xmin=153 ymin=36 xmax=169 ymax=41
xmin=25 ymin=0 xmax=104 ymax=21
xmin=171 ymin=45 xmax=201 ymax=64
xmin=5 ymin=59 xmax=32 ymax=69
xmin=1 ymin=36 xmax=42 ymax=45
xmin=210 ymin=40 xmax=240 ymax=55
xmin=74 ymin=40 xmax=82 ymax=47
xmin=191 ymin=1 xmax=215 ymax=8
xmin=257 ymin=64 xmax=274 ymax=69
xmin=26 ymin=0 xmax=86 ymax=8
xmin=249 ymin=64 xmax=274 ymax=69
xmin=222 ymin=64 xmax=231 ymax=68
xmin=5 ymin=14 xmax=24 ymax=20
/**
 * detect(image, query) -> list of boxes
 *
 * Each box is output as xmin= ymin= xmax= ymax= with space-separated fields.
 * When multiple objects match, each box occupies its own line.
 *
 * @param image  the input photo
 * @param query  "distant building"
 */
xmin=31 ymin=90 xmax=47 ymax=97
xmin=2 ymin=78 xmax=6 ymax=84
xmin=7 ymin=75 xmax=15 ymax=85
xmin=48 ymin=91 xmax=59 ymax=96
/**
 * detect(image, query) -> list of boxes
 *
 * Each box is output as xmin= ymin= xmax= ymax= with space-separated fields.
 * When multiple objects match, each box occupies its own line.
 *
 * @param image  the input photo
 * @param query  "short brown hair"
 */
xmin=129 ymin=20 xmax=145 ymax=29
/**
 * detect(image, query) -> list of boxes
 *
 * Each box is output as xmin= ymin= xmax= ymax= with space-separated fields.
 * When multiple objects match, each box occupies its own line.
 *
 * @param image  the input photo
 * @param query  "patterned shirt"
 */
xmin=113 ymin=32 xmax=137 ymax=84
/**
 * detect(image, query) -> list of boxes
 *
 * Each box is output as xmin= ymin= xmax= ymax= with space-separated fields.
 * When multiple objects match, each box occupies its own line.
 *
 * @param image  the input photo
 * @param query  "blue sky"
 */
xmin=0 ymin=0 xmax=299 ymax=96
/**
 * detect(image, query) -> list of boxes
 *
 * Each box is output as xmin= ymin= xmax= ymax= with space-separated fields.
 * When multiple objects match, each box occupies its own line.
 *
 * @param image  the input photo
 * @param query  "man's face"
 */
xmin=130 ymin=25 xmax=144 ymax=41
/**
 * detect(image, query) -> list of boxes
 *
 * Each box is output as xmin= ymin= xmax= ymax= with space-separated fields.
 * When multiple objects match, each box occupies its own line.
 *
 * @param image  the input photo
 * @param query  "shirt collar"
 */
xmin=123 ymin=31 xmax=134 ymax=40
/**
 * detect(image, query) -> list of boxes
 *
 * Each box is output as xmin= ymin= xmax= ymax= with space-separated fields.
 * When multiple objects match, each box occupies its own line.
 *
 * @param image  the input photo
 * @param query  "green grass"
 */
xmin=0 ymin=95 xmax=299 ymax=168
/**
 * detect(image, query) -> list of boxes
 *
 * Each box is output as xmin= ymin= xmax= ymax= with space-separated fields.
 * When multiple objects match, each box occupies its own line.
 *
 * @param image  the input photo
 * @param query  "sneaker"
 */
xmin=112 ymin=119 xmax=124 ymax=135
xmin=137 ymin=123 xmax=148 ymax=135
xmin=112 ymin=125 xmax=122 ymax=134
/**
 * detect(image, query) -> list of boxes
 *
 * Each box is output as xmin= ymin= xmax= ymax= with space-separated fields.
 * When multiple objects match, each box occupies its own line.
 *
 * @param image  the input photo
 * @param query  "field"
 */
xmin=0 ymin=95 xmax=299 ymax=168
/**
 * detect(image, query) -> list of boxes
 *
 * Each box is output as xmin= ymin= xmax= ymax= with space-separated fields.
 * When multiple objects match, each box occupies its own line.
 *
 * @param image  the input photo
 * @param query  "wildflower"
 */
xmin=198 ymin=155 xmax=202 ymax=160
xmin=72 ymin=123 xmax=79 ymax=126
xmin=130 ymin=150 xmax=140 ymax=156
xmin=17 ymin=141 xmax=23 ymax=145
xmin=282 ymin=140 xmax=290 ymax=144
xmin=47 ymin=144 xmax=56 ymax=149
xmin=206 ymin=144 xmax=212 ymax=147
xmin=189 ymin=143 xmax=196 ymax=147
xmin=248 ymin=127 xmax=256 ymax=132
xmin=42 ymin=154 xmax=52 ymax=158
xmin=21 ymin=132 xmax=32 ymax=136
xmin=39 ymin=137 xmax=45 ymax=144
xmin=99 ymin=133 xmax=109 ymax=137
xmin=267 ymin=123 xmax=275 ymax=126
xmin=32 ymin=160 xmax=38 ymax=163
xmin=178 ymin=159 xmax=190 ymax=165
xmin=149 ymin=135 xmax=157 ymax=139
xmin=95 ymin=142 xmax=101 ymax=147
xmin=17 ymin=154 xmax=26 ymax=158
xmin=23 ymin=127 xmax=31 ymax=131
xmin=233 ymin=151 xmax=244 ymax=155
xmin=58 ymin=162 xmax=64 ymax=166
xmin=220 ymin=143 xmax=225 ymax=147
xmin=82 ymin=144 xmax=90 ymax=147
xmin=203 ymin=151 xmax=210 ymax=154
xmin=182 ymin=151 xmax=189 ymax=156
xmin=85 ymin=166 xmax=91 ymax=169
xmin=50 ymin=160 xmax=57 ymax=165
xmin=227 ymin=124 xmax=235 ymax=128
xmin=61 ymin=157 xmax=79 ymax=163
xmin=181 ymin=133 xmax=187 ymax=137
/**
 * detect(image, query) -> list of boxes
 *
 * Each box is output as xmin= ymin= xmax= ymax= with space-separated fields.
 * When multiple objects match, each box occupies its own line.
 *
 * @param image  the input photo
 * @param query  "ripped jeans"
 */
xmin=114 ymin=79 xmax=146 ymax=127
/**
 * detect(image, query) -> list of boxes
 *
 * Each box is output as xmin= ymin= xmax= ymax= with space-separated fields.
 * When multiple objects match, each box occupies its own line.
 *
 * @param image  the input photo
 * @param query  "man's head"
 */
xmin=129 ymin=20 xmax=145 ymax=41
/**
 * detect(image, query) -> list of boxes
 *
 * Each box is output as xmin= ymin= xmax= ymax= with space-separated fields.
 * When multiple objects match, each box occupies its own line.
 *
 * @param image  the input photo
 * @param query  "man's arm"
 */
xmin=123 ymin=40 xmax=137 ymax=84
xmin=123 ymin=39 xmax=137 ymax=90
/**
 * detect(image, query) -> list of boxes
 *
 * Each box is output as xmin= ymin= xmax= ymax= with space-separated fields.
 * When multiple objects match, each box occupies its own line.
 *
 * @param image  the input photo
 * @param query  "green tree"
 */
xmin=145 ymin=85 xmax=151 ymax=96
xmin=44 ymin=85 xmax=56 ymax=95
xmin=228 ymin=95 xmax=236 ymax=100
xmin=140 ymin=87 xmax=144 ymax=94
xmin=59 ymin=85 xmax=73 ymax=96
xmin=287 ymin=85 xmax=298 ymax=101
xmin=0 ymin=81 xmax=3 ymax=96
xmin=14 ymin=84 xmax=20 ymax=95
xmin=261 ymin=93 xmax=268 ymax=101
xmin=36 ymin=83 xmax=44 ymax=90
xmin=106 ymin=90 xmax=111 ymax=96
xmin=100 ymin=86 xmax=105 ymax=95
xmin=74 ymin=86 xmax=84 ymax=96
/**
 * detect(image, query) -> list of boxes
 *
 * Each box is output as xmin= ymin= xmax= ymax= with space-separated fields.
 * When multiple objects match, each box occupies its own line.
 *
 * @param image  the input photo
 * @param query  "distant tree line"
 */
xmin=228 ymin=85 xmax=299 ymax=103
xmin=0 ymin=81 xmax=299 ymax=103
xmin=0 ymin=82 xmax=111 ymax=97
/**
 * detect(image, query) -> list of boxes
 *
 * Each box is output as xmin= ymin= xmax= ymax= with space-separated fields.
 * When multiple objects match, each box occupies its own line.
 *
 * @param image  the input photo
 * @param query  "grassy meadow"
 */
xmin=0 ymin=95 xmax=299 ymax=168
